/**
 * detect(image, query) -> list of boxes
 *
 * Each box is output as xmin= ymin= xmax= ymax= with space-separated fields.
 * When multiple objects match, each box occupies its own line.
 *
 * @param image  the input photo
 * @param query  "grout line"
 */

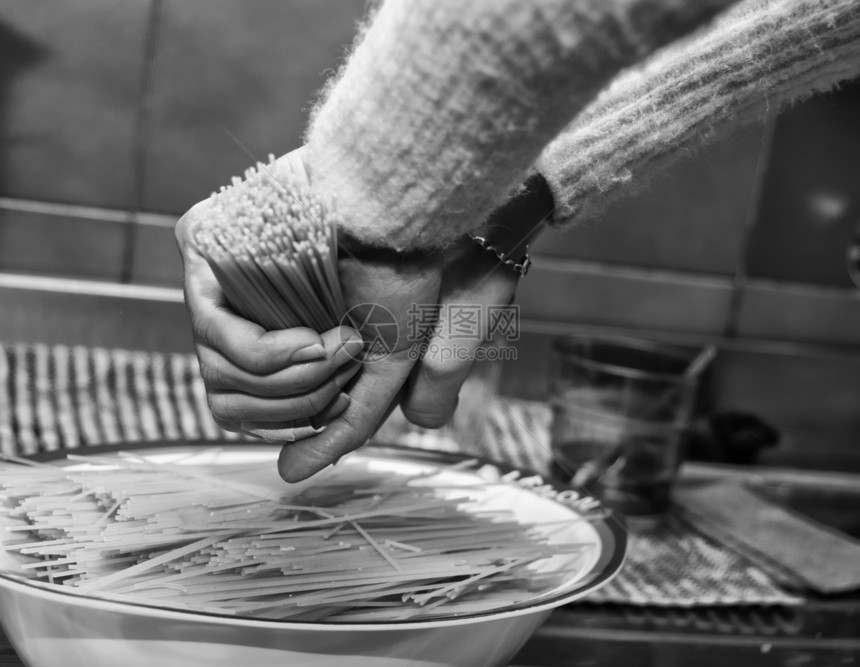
xmin=1 ymin=193 xmax=857 ymax=297
xmin=0 ymin=272 xmax=183 ymax=302
xmin=121 ymin=0 xmax=166 ymax=284
xmin=531 ymin=254 xmax=736 ymax=289
xmin=722 ymin=115 xmax=778 ymax=339
xmin=531 ymin=254 xmax=860 ymax=298
xmin=518 ymin=318 xmax=860 ymax=360
xmin=0 ymin=198 xmax=132 ymax=224
xmin=0 ymin=197 xmax=176 ymax=228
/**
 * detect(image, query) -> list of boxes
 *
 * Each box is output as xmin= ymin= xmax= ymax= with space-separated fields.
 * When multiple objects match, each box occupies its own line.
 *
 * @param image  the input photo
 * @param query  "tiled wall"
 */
xmin=1 ymin=2 xmax=859 ymax=471
xmin=0 ymin=0 xmax=367 ymax=283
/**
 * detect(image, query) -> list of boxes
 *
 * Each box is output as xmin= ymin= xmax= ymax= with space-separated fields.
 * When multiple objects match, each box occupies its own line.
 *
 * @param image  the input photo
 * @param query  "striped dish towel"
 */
xmin=0 ymin=343 xmax=239 ymax=456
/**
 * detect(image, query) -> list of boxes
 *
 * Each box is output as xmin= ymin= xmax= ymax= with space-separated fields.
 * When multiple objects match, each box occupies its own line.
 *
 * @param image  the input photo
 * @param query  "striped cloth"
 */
xmin=585 ymin=511 xmax=802 ymax=606
xmin=0 ymin=344 xmax=238 ymax=456
xmin=379 ymin=391 xmax=801 ymax=607
xmin=0 ymin=343 xmax=799 ymax=607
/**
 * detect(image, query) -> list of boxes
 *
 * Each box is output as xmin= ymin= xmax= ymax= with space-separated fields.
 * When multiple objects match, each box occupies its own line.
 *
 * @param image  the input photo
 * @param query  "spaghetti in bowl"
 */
xmin=0 ymin=442 xmax=625 ymax=667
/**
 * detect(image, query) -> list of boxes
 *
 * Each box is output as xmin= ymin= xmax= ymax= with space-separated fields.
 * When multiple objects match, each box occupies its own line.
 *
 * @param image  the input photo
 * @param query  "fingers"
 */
xmin=278 ymin=349 xmax=415 ymax=481
xmin=206 ymin=361 xmax=360 ymax=423
xmin=196 ymin=329 xmax=363 ymax=397
xmin=401 ymin=239 xmax=520 ymax=429
xmin=179 ymin=196 xmax=366 ymax=440
xmin=241 ymin=392 xmax=352 ymax=442
xmin=187 ymin=266 xmax=329 ymax=374
xmin=277 ymin=253 xmax=443 ymax=482
xmin=181 ymin=199 xmax=360 ymax=377
xmin=401 ymin=338 xmax=476 ymax=428
xmin=215 ymin=393 xmax=351 ymax=443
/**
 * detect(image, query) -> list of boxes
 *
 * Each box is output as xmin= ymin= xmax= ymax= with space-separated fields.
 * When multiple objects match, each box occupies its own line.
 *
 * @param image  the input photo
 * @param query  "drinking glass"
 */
xmin=548 ymin=336 xmax=698 ymax=518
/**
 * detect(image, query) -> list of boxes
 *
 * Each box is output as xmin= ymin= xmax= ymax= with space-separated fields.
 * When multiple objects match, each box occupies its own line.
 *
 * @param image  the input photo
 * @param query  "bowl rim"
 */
xmin=0 ymin=441 xmax=627 ymax=631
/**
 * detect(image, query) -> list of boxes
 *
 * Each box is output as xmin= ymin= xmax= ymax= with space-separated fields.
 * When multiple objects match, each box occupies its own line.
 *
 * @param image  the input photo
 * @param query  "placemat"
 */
xmin=0 ymin=343 xmax=802 ymax=607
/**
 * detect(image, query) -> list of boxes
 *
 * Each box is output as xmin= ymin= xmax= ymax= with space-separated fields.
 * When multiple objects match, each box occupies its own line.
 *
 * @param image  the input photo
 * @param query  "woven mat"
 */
xmin=0 ymin=343 xmax=801 ymax=607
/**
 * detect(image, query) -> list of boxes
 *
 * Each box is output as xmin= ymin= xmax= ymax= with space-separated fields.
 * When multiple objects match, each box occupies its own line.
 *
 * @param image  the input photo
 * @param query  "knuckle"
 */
xmin=206 ymin=392 xmax=224 ymax=419
xmin=304 ymin=391 xmax=327 ymax=416
xmin=197 ymin=351 xmax=231 ymax=390
xmin=287 ymin=367 xmax=317 ymax=394
xmin=207 ymin=393 xmax=237 ymax=421
xmin=212 ymin=417 xmax=241 ymax=434
xmin=304 ymin=382 xmax=339 ymax=416
xmin=199 ymin=361 xmax=219 ymax=387
xmin=193 ymin=314 xmax=215 ymax=347
xmin=334 ymin=366 xmax=358 ymax=389
xmin=208 ymin=359 xmax=230 ymax=389
xmin=244 ymin=342 xmax=278 ymax=374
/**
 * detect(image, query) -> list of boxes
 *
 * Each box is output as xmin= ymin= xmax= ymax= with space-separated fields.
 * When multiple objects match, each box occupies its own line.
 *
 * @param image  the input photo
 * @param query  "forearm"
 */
xmin=305 ymin=0 xmax=735 ymax=252
xmin=538 ymin=0 xmax=860 ymax=226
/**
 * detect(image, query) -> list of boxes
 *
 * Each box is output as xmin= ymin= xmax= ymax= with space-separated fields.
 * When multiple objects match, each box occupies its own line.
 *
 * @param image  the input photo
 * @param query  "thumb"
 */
xmin=278 ymin=250 xmax=441 ymax=481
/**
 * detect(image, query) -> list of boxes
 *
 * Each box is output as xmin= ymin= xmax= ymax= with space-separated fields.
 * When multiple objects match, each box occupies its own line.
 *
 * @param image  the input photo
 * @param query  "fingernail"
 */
xmin=325 ymin=392 xmax=351 ymax=415
xmin=333 ymin=336 xmax=365 ymax=366
xmin=310 ymin=393 xmax=350 ymax=429
xmin=292 ymin=343 xmax=326 ymax=363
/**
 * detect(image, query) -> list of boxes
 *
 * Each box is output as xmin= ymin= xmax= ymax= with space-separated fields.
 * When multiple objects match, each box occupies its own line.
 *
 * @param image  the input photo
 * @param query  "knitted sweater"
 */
xmin=306 ymin=0 xmax=860 ymax=251
xmin=539 ymin=0 xmax=860 ymax=226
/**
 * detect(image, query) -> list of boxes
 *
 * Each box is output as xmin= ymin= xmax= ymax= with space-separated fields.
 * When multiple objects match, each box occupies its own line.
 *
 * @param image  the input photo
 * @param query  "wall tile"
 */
xmin=531 ymin=124 xmax=764 ymax=275
xmin=758 ymin=429 xmax=860 ymax=474
xmin=0 ymin=207 xmax=125 ymax=281
xmin=131 ymin=217 xmax=182 ymax=287
xmin=141 ymin=0 xmax=367 ymax=215
xmin=747 ymin=80 xmax=860 ymax=287
xmin=709 ymin=348 xmax=860 ymax=471
xmin=519 ymin=260 xmax=733 ymax=336
xmin=0 ymin=2 xmax=150 ymax=207
xmin=0 ymin=278 xmax=192 ymax=353
xmin=497 ymin=331 xmax=552 ymax=402
xmin=735 ymin=283 xmax=860 ymax=347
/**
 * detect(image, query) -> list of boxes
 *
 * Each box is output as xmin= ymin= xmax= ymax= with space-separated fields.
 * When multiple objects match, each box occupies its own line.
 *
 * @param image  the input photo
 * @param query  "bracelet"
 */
xmin=469 ymin=233 xmax=532 ymax=276
xmin=467 ymin=172 xmax=554 ymax=277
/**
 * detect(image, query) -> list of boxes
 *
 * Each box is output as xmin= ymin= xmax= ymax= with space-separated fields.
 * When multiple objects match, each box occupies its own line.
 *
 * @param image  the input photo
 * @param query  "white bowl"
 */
xmin=0 ymin=443 xmax=626 ymax=667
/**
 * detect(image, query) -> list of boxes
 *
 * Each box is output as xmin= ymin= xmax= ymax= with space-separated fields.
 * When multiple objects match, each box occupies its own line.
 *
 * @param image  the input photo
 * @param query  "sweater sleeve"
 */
xmin=304 ymin=0 xmax=736 ymax=252
xmin=537 ymin=0 xmax=860 ymax=226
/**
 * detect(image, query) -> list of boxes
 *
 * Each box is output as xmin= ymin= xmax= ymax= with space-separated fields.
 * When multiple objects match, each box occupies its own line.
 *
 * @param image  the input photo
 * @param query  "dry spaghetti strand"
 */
xmin=192 ymin=155 xmax=346 ymax=333
xmin=0 ymin=454 xmax=594 ymax=622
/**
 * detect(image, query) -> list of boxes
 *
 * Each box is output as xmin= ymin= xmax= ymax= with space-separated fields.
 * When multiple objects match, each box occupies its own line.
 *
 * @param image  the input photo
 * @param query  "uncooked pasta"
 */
xmin=0 ymin=453 xmax=594 ymax=622
xmin=192 ymin=156 xmax=346 ymax=333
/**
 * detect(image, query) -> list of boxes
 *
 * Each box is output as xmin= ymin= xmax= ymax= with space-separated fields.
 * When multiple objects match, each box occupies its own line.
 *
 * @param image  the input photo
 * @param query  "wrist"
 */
xmin=469 ymin=172 xmax=555 ymax=275
xmin=337 ymin=227 xmax=439 ymax=265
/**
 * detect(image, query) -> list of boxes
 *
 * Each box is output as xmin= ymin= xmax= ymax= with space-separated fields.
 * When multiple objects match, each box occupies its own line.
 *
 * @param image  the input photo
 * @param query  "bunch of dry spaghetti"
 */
xmin=0 ymin=454 xmax=591 ymax=622
xmin=192 ymin=155 xmax=346 ymax=332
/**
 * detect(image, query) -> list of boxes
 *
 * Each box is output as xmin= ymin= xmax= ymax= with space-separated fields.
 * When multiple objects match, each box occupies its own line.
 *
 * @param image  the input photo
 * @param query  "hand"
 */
xmin=175 ymin=161 xmax=365 ymax=440
xmin=277 ymin=243 xmax=443 ymax=480
xmin=399 ymin=236 xmax=520 ymax=428
xmin=276 ymin=236 xmax=521 ymax=481
xmin=277 ymin=170 xmax=547 ymax=479
xmin=400 ymin=173 xmax=552 ymax=428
